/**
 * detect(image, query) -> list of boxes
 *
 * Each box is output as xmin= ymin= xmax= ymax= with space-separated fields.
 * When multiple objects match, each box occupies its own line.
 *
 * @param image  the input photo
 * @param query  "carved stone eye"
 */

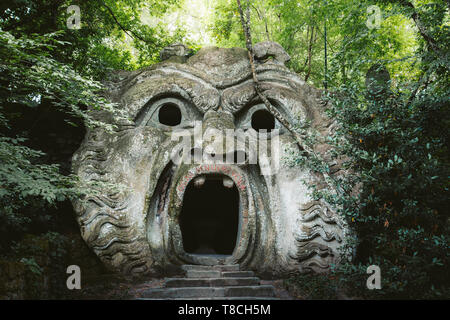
xmin=235 ymin=103 xmax=282 ymax=138
xmin=135 ymin=96 xmax=201 ymax=128
xmin=158 ymin=103 xmax=182 ymax=126
xmin=251 ymin=109 xmax=275 ymax=132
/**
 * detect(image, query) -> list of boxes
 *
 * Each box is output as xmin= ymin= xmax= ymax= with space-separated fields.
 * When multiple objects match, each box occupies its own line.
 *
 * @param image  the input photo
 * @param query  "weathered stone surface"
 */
xmin=71 ymin=42 xmax=352 ymax=277
xmin=253 ymin=41 xmax=291 ymax=65
xmin=160 ymin=42 xmax=192 ymax=62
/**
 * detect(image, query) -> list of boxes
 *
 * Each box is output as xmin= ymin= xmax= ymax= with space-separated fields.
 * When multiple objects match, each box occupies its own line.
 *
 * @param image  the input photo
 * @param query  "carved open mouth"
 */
xmin=179 ymin=174 xmax=240 ymax=256
xmin=172 ymin=164 xmax=253 ymax=265
xmin=147 ymin=161 xmax=259 ymax=267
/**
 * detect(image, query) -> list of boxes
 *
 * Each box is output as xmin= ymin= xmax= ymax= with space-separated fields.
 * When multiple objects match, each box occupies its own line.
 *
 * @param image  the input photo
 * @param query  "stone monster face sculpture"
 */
xmin=72 ymin=42 xmax=349 ymax=276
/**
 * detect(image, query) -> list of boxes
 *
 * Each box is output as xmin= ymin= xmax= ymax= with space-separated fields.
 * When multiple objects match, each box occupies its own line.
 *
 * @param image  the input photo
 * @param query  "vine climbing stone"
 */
xmin=71 ymin=42 xmax=352 ymax=276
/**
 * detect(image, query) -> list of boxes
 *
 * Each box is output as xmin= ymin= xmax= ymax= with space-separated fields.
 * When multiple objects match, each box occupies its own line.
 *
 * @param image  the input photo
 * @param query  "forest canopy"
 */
xmin=0 ymin=0 xmax=448 ymax=299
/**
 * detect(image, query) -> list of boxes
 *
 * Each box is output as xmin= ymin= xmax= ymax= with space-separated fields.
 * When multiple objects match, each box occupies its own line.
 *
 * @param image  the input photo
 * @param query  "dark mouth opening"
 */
xmin=179 ymin=174 xmax=239 ymax=255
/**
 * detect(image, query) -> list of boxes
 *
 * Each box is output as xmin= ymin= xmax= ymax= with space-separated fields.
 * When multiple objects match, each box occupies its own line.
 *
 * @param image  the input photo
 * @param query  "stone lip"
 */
xmin=174 ymin=164 xmax=247 ymax=204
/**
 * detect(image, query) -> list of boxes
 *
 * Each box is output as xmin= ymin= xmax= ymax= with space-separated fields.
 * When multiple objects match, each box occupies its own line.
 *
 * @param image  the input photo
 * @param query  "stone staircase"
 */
xmin=139 ymin=264 xmax=277 ymax=300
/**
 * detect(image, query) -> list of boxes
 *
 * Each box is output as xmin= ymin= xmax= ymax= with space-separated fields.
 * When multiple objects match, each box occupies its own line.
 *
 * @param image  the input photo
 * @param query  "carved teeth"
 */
xmin=193 ymin=176 xmax=206 ymax=188
xmin=223 ymin=177 xmax=234 ymax=189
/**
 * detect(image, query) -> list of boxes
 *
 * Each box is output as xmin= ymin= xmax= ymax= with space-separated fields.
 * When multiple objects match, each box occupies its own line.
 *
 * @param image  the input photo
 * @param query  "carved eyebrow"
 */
xmin=221 ymin=80 xmax=305 ymax=123
xmin=147 ymin=69 xmax=220 ymax=110
xmin=221 ymin=79 xmax=292 ymax=113
xmin=133 ymin=91 xmax=192 ymax=125
xmin=122 ymin=71 xmax=220 ymax=120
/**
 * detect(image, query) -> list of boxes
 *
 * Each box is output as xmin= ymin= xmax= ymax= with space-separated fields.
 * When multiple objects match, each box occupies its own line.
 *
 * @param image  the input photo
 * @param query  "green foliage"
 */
xmin=0 ymin=0 xmax=189 ymax=299
xmin=10 ymin=232 xmax=81 ymax=298
xmin=209 ymin=0 xmax=419 ymax=87
xmin=0 ymin=29 xmax=127 ymax=251
xmin=325 ymin=77 xmax=449 ymax=298
xmin=286 ymin=0 xmax=449 ymax=299
xmin=0 ymin=29 xmax=123 ymax=129
xmin=0 ymin=0 xmax=186 ymax=77
xmin=20 ymin=257 xmax=44 ymax=276
xmin=284 ymin=273 xmax=339 ymax=300
xmin=0 ymin=0 xmax=186 ymax=255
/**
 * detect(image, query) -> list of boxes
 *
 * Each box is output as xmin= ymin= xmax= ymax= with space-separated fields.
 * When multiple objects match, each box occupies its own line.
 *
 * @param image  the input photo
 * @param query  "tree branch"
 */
xmin=396 ymin=0 xmax=439 ymax=53
xmin=305 ymin=26 xmax=315 ymax=82
xmin=102 ymin=2 xmax=149 ymax=44
xmin=236 ymin=0 xmax=341 ymax=195
xmin=236 ymin=0 xmax=303 ymax=146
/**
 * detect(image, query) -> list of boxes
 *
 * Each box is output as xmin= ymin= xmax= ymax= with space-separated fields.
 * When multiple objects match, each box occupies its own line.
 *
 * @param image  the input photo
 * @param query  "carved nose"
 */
xmin=190 ymin=110 xmax=248 ymax=164
xmin=202 ymin=110 xmax=233 ymax=159
xmin=202 ymin=109 xmax=235 ymax=131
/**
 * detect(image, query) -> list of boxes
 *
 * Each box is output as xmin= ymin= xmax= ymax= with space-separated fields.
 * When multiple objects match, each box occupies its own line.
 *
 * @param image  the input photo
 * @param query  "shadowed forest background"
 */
xmin=0 ymin=0 xmax=448 ymax=299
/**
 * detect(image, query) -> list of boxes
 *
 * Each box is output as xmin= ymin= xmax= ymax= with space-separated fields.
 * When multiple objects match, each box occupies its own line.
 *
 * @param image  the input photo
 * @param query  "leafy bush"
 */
xmin=0 ymin=29 xmax=126 ymax=252
xmin=284 ymin=273 xmax=339 ymax=300
xmin=324 ymin=76 xmax=450 ymax=298
xmin=287 ymin=0 xmax=449 ymax=299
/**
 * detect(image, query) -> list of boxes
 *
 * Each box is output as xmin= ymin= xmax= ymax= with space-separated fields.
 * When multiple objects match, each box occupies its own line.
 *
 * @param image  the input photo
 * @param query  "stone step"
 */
xmin=186 ymin=270 xmax=255 ymax=278
xmin=226 ymin=285 xmax=275 ymax=297
xmin=140 ymin=285 xmax=275 ymax=299
xmin=164 ymin=277 xmax=260 ymax=288
xmin=186 ymin=270 xmax=222 ymax=278
xmin=222 ymin=271 xmax=254 ymax=278
xmin=182 ymin=264 xmax=239 ymax=272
